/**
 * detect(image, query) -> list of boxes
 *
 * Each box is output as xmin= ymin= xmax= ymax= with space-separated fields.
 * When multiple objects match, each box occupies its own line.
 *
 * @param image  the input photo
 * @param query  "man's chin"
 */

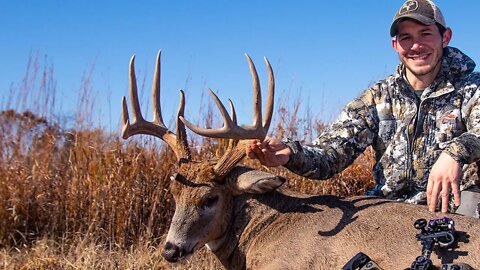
xmin=406 ymin=65 xmax=436 ymax=77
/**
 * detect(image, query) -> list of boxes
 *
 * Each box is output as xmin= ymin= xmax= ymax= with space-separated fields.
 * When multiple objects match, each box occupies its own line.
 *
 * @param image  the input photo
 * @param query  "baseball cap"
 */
xmin=390 ymin=0 xmax=447 ymax=37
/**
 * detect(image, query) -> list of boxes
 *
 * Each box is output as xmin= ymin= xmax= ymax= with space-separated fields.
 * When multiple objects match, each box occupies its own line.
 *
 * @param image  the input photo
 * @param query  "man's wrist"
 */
xmin=442 ymin=150 xmax=465 ymax=168
xmin=282 ymin=139 xmax=302 ymax=168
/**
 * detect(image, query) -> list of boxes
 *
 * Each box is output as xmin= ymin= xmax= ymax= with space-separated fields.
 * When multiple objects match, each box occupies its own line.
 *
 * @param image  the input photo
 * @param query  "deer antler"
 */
xmin=121 ymin=50 xmax=191 ymax=161
xmin=180 ymin=54 xmax=274 ymax=140
xmin=180 ymin=54 xmax=275 ymax=178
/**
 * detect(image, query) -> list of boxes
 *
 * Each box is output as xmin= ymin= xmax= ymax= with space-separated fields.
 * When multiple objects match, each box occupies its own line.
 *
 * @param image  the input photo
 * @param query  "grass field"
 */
xmin=0 ymin=57 xmax=374 ymax=269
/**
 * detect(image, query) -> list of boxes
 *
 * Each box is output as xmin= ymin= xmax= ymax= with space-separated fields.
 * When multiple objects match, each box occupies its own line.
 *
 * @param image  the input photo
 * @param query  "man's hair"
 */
xmin=436 ymin=23 xmax=447 ymax=36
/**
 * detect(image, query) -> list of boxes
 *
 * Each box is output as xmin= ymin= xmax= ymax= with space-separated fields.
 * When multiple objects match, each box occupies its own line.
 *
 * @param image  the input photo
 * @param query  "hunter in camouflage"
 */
xmin=246 ymin=0 xmax=480 ymax=216
xmin=283 ymin=46 xmax=480 ymax=205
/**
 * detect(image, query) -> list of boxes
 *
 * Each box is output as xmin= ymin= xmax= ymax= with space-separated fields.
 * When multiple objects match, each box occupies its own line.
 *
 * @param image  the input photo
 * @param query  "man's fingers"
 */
xmin=451 ymin=181 xmax=461 ymax=207
xmin=246 ymin=140 xmax=262 ymax=159
xmin=441 ymin=182 xmax=450 ymax=213
xmin=253 ymin=146 xmax=263 ymax=157
xmin=429 ymin=183 xmax=440 ymax=212
xmin=245 ymin=137 xmax=289 ymax=167
xmin=259 ymin=138 xmax=271 ymax=148
xmin=426 ymin=178 xmax=433 ymax=208
xmin=246 ymin=150 xmax=257 ymax=159
xmin=246 ymin=143 xmax=255 ymax=158
xmin=252 ymin=148 xmax=267 ymax=164
xmin=426 ymin=153 xmax=463 ymax=213
xmin=247 ymin=143 xmax=263 ymax=160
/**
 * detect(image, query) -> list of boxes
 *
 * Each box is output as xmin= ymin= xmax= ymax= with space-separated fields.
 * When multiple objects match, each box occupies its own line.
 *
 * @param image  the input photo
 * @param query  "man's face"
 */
xmin=392 ymin=19 xmax=451 ymax=79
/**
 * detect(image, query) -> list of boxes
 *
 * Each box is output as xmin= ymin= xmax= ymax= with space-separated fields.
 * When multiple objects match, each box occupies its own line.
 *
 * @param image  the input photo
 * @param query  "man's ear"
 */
xmin=227 ymin=166 xmax=286 ymax=196
xmin=392 ymin=37 xmax=399 ymax=52
xmin=442 ymin=27 xmax=452 ymax=48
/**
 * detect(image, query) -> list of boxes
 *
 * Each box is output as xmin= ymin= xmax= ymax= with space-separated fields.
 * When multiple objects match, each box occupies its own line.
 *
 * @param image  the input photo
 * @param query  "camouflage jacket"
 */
xmin=284 ymin=47 xmax=480 ymax=204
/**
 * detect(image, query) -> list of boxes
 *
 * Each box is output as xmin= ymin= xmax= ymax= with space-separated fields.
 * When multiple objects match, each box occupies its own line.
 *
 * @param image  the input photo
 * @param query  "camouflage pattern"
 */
xmin=284 ymin=47 xmax=480 ymax=205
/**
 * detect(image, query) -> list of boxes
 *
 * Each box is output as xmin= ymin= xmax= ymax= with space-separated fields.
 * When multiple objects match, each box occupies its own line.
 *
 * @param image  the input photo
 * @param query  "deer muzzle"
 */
xmin=162 ymin=241 xmax=191 ymax=262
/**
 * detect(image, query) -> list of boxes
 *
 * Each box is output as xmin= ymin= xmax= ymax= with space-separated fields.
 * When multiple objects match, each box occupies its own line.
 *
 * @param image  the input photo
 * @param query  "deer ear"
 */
xmin=228 ymin=166 xmax=285 ymax=195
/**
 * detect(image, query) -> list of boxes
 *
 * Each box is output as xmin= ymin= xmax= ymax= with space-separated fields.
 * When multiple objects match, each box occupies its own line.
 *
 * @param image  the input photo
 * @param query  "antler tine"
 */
xmin=179 ymin=54 xmax=273 ymax=141
xmin=263 ymin=57 xmax=274 ymax=132
xmin=152 ymin=50 xmax=166 ymax=128
xmin=226 ymin=98 xmax=239 ymax=151
xmin=176 ymin=90 xmax=192 ymax=161
xmin=180 ymin=88 xmax=237 ymax=137
xmin=121 ymin=51 xmax=189 ymax=161
xmin=245 ymin=54 xmax=262 ymax=129
xmin=129 ymin=55 xmax=144 ymax=124
xmin=121 ymin=96 xmax=131 ymax=134
xmin=228 ymin=98 xmax=237 ymax=124
xmin=121 ymin=55 xmax=145 ymax=139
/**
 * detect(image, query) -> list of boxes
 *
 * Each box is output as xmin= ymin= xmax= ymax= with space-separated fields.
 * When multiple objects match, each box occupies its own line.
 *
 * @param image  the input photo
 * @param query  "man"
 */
xmin=247 ymin=0 xmax=480 ymax=216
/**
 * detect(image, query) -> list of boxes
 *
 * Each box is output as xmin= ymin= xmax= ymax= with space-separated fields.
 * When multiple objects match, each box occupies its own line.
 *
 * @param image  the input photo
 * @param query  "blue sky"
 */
xmin=1 ymin=1 xmax=479 ymax=133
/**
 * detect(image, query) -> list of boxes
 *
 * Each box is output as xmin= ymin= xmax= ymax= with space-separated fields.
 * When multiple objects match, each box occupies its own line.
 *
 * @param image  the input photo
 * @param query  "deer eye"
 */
xmin=203 ymin=195 xmax=219 ymax=208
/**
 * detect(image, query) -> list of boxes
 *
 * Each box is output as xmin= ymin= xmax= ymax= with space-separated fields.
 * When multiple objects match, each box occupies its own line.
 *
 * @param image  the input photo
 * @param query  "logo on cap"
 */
xmin=399 ymin=0 xmax=419 ymax=15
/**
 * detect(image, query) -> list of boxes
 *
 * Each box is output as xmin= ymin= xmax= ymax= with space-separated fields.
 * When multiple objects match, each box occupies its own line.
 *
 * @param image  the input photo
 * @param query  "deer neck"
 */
xmin=207 ymin=192 xmax=283 ymax=269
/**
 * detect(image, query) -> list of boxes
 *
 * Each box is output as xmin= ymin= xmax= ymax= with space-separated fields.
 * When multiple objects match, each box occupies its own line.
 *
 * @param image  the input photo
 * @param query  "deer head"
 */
xmin=121 ymin=51 xmax=284 ymax=263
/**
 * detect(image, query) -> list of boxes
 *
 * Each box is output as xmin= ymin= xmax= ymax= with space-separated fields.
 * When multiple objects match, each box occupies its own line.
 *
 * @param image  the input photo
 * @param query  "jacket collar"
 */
xmin=394 ymin=47 xmax=476 ymax=99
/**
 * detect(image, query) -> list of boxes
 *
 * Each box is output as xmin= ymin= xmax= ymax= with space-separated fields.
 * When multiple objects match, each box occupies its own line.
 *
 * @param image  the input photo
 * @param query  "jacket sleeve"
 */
xmin=283 ymin=86 xmax=380 ymax=179
xmin=444 ymin=79 xmax=480 ymax=165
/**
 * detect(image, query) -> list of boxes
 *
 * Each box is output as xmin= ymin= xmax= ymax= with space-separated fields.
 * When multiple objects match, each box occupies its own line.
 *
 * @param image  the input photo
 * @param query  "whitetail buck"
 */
xmin=121 ymin=51 xmax=480 ymax=269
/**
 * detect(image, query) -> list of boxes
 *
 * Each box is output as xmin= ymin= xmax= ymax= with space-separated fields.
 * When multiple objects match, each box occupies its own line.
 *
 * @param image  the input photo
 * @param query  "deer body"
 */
xmin=167 ymin=167 xmax=480 ymax=269
xmin=121 ymin=51 xmax=480 ymax=270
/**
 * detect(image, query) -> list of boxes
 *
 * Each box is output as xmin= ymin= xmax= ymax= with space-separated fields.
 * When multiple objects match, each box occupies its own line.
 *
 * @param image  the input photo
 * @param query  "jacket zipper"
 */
xmin=405 ymin=100 xmax=418 ymax=185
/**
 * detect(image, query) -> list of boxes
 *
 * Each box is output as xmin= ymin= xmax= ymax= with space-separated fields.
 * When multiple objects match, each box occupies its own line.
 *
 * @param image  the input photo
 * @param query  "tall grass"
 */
xmin=0 ymin=55 xmax=374 ymax=269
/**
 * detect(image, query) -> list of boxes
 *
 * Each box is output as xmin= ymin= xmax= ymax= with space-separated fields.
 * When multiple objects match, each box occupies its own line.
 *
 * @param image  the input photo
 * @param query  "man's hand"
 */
xmin=427 ymin=152 xmax=462 ymax=213
xmin=246 ymin=137 xmax=291 ymax=167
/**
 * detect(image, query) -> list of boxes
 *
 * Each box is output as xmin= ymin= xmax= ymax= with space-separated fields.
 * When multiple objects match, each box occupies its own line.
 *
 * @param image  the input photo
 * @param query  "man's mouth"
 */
xmin=409 ymin=54 xmax=430 ymax=61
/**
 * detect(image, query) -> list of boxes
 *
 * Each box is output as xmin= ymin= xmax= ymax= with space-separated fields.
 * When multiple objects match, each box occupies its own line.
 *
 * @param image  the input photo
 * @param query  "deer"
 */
xmin=121 ymin=51 xmax=480 ymax=270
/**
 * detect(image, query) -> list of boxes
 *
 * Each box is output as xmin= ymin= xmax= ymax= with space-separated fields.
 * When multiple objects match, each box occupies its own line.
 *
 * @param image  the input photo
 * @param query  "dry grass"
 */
xmin=0 ymin=56 xmax=375 ymax=269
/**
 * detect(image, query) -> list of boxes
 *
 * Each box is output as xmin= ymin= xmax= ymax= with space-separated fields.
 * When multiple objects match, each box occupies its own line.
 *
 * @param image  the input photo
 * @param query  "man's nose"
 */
xmin=410 ymin=38 xmax=423 ymax=50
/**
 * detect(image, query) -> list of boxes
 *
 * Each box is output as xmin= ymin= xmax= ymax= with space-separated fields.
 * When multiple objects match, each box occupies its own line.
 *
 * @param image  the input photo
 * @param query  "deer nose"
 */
xmin=162 ymin=241 xmax=186 ymax=262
